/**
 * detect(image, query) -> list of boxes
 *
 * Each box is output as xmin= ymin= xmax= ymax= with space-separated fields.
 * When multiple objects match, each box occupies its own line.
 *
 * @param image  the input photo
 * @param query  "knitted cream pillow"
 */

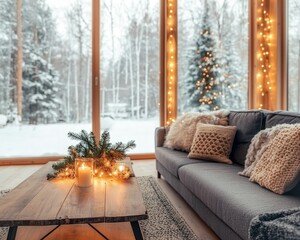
xmin=188 ymin=123 xmax=237 ymax=164
xmin=164 ymin=110 xmax=230 ymax=152
xmin=250 ymin=125 xmax=300 ymax=194
xmin=239 ymin=124 xmax=292 ymax=178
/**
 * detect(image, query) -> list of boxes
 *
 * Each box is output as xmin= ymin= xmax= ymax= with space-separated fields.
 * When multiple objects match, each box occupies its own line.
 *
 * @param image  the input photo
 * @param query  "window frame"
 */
xmin=249 ymin=0 xmax=287 ymax=110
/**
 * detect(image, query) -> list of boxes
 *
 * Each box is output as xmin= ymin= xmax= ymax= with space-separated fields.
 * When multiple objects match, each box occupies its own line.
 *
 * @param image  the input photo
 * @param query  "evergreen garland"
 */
xmin=47 ymin=130 xmax=136 ymax=179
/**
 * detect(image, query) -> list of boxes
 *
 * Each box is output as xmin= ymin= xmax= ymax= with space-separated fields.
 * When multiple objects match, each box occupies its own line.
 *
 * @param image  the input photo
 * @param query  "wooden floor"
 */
xmin=0 ymin=160 xmax=219 ymax=240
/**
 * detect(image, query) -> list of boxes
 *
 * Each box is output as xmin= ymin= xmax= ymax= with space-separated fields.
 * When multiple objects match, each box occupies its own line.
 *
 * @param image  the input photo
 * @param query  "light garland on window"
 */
xmin=166 ymin=0 xmax=177 ymax=125
xmin=256 ymin=0 xmax=273 ymax=109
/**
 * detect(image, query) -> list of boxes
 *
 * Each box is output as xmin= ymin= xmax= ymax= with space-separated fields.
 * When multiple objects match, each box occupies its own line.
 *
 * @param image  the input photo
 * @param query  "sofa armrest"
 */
xmin=155 ymin=127 xmax=166 ymax=147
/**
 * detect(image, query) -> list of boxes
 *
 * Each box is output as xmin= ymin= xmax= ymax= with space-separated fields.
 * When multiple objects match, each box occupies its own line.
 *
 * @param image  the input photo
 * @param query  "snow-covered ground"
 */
xmin=0 ymin=119 xmax=159 ymax=157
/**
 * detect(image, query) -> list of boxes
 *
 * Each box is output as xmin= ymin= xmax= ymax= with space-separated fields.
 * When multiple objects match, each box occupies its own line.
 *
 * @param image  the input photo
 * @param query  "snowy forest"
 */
xmin=0 ymin=0 xmax=251 ymax=126
xmin=0 ymin=0 xmax=160 ymax=125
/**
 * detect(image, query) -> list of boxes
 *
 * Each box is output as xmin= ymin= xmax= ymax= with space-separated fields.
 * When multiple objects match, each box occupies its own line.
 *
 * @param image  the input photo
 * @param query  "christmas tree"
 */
xmin=186 ymin=0 xmax=222 ymax=111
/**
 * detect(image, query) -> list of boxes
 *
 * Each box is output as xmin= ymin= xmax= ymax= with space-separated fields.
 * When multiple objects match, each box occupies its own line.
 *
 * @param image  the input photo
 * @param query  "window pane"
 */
xmin=100 ymin=0 xmax=160 ymax=153
xmin=0 ymin=0 xmax=92 ymax=157
xmin=288 ymin=0 xmax=300 ymax=111
xmin=177 ymin=0 xmax=248 ymax=113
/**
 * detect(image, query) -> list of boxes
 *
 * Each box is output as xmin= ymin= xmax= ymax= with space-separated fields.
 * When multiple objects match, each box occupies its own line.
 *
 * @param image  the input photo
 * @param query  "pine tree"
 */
xmin=0 ymin=0 xmax=17 ymax=119
xmin=22 ymin=0 xmax=62 ymax=124
xmin=23 ymin=55 xmax=61 ymax=124
xmin=186 ymin=0 xmax=222 ymax=112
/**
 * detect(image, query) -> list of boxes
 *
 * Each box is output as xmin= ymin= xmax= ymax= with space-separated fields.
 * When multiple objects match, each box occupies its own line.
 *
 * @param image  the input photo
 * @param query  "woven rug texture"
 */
xmin=0 ymin=176 xmax=198 ymax=240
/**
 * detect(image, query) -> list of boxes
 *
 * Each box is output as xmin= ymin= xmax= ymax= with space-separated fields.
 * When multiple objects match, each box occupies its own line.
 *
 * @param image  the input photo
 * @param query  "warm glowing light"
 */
xmin=256 ymin=0 xmax=274 ymax=109
xmin=166 ymin=0 xmax=177 ymax=125
xmin=118 ymin=165 xmax=125 ymax=171
xmin=75 ymin=158 xmax=93 ymax=187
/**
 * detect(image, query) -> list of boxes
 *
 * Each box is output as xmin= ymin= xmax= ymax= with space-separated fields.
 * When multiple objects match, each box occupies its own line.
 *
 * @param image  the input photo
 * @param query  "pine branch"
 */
xmin=48 ymin=130 xmax=136 ymax=179
xmin=123 ymin=140 xmax=136 ymax=151
xmin=52 ymin=161 xmax=67 ymax=171
xmin=67 ymin=130 xmax=85 ymax=141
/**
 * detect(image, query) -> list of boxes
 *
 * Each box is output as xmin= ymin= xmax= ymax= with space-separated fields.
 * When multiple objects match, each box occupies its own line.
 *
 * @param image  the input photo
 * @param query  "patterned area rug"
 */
xmin=0 ymin=176 xmax=198 ymax=240
xmin=0 ymin=190 xmax=9 ymax=240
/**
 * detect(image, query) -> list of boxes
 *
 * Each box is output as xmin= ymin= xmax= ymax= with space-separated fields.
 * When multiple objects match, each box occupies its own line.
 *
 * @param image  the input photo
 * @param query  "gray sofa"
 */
xmin=155 ymin=110 xmax=300 ymax=240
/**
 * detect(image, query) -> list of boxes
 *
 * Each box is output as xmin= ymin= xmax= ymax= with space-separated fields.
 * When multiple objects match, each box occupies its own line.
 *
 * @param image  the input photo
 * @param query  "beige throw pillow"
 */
xmin=239 ymin=124 xmax=292 ymax=178
xmin=188 ymin=123 xmax=237 ymax=164
xmin=250 ymin=125 xmax=300 ymax=194
xmin=164 ymin=110 xmax=230 ymax=152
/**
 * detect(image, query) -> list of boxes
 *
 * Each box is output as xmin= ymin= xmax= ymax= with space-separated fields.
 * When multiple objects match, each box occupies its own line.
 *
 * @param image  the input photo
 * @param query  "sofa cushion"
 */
xmin=229 ymin=110 xmax=266 ymax=165
xmin=178 ymin=163 xmax=300 ymax=240
xmin=250 ymin=125 xmax=300 ymax=194
xmin=265 ymin=111 xmax=300 ymax=128
xmin=163 ymin=110 xmax=230 ymax=152
xmin=155 ymin=147 xmax=205 ymax=178
xmin=188 ymin=124 xmax=237 ymax=164
xmin=240 ymin=123 xmax=292 ymax=178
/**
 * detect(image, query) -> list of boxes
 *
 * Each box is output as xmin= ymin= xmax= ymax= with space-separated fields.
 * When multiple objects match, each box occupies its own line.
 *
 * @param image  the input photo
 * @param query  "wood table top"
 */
xmin=0 ymin=160 xmax=148 ymax=227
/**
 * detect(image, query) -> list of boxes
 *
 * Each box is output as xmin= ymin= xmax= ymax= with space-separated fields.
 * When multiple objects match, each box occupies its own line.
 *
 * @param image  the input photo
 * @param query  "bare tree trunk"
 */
xmin=68 ymin=1 xmax=85 ymax=122
xmin=74 ymin=58 xmax=79 ymax=122
xmin=33 ymin=25 xmax=39 ymax=124
xmin=116 ymin=59 xmax=121 ymax=104
xmin=85 ymin=54 xmax=91 ymax=120
xmin=67 ymin=59 xmax=71 ymax=122
xmin=129 ymin=43 xmax=134 ymax=117
xmin=135 ymin=37 xmax=140 ymax=119
xmin=78 ymin=36 xmax=83 ymax=122
xmin=144 ymin=2 xmax=149 ymax=118
xmin=16 ymin=0 xmax=23 ymax=122
xmin=135 ymin=24 xmax=144 ymax=119
xmin=6 ymin=26 xmax=13 ymax=105
xmin=104 ymin=1 xmax=116 ymax=104
xmin=125 ymin=53 xmax=128 ymax=85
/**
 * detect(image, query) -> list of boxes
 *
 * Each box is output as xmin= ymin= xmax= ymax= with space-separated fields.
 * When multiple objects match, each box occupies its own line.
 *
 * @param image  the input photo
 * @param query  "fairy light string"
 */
xmin=256 ymin=0 xmax=273 ymax=109
xmin=166 ymin=0 xmax=177 ymax=125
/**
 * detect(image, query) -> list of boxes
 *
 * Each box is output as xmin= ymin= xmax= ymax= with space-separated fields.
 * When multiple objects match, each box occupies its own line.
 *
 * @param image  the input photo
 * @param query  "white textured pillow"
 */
xmin=164 ymin=110 xmax=230 ymax=152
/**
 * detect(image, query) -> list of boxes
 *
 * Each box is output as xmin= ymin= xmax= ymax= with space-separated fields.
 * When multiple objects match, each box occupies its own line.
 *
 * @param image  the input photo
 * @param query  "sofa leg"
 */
xmin=157 ymin=171 xmax=161 ymax=179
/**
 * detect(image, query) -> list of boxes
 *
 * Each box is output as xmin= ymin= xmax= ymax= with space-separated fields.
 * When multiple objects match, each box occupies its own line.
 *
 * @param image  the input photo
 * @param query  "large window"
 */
xmin=288 ymin=0 xmax=300 ymax=111
xmin=0 ymin=0 xmax=92 ymax=157
xmin=100 ymin=0 xmax=160 ymax=153
xmin=177 ymin=0 xmax=248 ymax=114
xmin=0 ymin=0 xmax=159 ymax=158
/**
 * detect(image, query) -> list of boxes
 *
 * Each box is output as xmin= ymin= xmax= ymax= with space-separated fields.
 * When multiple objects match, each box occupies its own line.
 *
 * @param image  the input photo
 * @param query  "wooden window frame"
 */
xmin=249 ymin=0 xmax=287 ymax=110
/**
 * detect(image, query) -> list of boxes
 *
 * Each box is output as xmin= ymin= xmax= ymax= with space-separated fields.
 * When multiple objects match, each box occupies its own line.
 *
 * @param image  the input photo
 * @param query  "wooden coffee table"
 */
xmin=0 ymin=160 xmax=148 ymax=240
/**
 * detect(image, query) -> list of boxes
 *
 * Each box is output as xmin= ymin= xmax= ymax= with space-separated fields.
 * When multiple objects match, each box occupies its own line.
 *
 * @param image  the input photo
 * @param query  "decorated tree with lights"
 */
xmin=186 ymin=0 xmax=222 ymax=112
